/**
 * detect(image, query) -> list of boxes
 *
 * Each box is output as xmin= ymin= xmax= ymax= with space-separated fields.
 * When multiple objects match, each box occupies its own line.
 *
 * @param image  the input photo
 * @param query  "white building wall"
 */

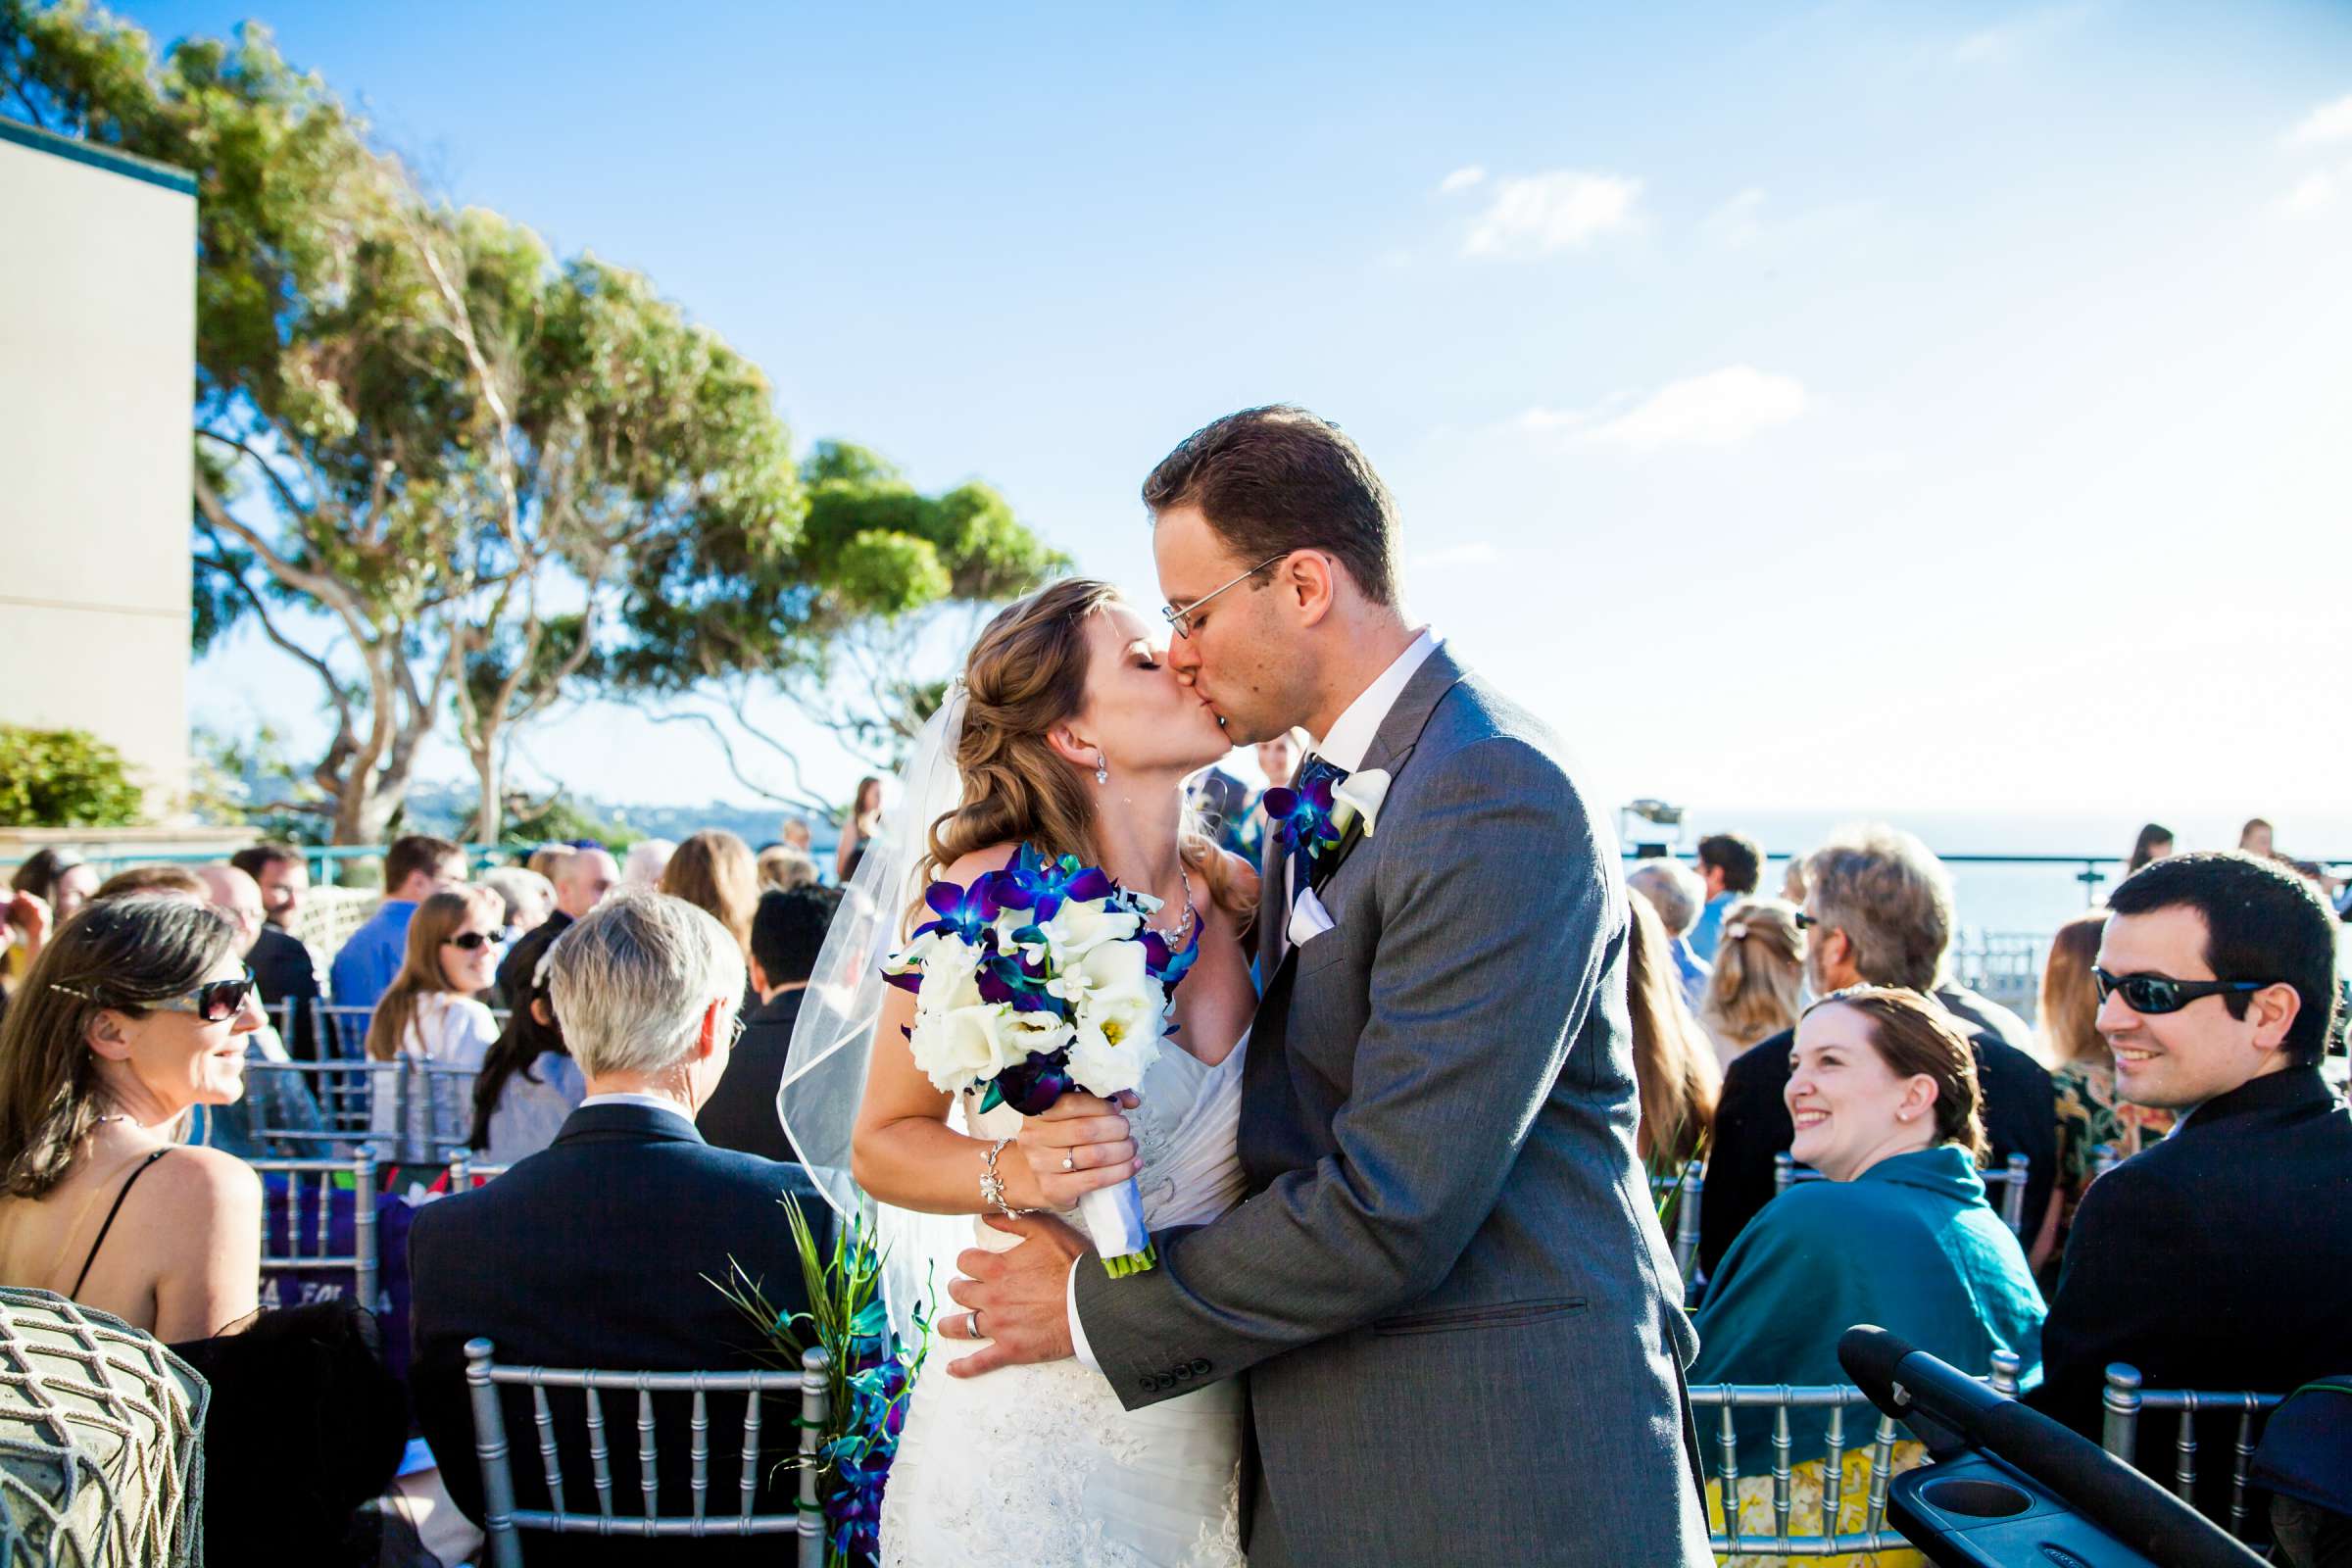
xmin=0 ymin=122 xmax=198 ymax=816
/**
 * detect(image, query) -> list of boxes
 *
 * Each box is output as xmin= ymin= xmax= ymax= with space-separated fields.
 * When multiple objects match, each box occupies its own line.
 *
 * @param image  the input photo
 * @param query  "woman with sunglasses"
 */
xmin=0 ymin=893 xmax=265 ymax=1337
xmin=365 ymin=886 xmax=505 ymax=1165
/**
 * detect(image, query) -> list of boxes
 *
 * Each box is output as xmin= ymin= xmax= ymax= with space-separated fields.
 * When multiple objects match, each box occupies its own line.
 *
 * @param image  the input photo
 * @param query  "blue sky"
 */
xmin=130 ymin=0 xmax=2352 ymax=841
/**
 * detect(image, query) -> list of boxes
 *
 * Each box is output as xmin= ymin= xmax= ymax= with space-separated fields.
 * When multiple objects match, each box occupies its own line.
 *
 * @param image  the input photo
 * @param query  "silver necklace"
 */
xmin=1146 ymin=868 xmax=1199 ymax=949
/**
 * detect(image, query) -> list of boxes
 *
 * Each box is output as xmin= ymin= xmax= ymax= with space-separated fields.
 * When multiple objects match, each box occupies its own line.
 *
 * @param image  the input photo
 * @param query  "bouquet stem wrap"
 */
xmin=1078 ymin=1175 xmax=1155 ymax=1278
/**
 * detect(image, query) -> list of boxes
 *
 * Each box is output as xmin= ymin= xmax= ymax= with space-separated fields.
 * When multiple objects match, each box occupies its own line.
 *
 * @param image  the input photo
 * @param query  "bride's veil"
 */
xmin=777 ymin=691 xmax=975 ymax=1342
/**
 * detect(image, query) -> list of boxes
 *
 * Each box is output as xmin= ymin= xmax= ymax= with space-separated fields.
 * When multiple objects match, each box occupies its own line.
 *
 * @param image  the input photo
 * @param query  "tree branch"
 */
xmin=193 ymin=534 xmax=352 ymax=734
xmin=645 ymin=707 xmax=833 ymax=816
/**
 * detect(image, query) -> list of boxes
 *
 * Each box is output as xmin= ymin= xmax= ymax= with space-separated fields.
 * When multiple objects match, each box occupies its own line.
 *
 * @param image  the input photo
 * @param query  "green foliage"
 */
xmin=500 ymin=794 xmax=641 ymax=853
xmin=0 ymin=726 xmax=145 ymax=827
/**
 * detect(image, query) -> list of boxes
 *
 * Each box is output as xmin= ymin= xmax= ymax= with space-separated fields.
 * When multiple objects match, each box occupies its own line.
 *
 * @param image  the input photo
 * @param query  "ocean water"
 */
xmin=1618 ymin=808 xmax=2352 ymax=940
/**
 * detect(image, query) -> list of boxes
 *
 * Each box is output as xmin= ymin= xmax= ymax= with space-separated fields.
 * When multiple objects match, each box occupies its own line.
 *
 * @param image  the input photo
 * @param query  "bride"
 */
xmin=782 ymin=577 xmax=1261 ymax=1567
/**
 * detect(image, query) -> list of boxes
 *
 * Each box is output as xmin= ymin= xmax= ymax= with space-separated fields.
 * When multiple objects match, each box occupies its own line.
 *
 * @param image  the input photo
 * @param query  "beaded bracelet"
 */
xmin=980 ymin=1136 xmax=1026 ymax=1217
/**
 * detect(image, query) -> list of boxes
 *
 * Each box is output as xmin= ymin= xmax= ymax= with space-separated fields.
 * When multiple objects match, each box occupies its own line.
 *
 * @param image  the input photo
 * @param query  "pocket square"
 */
xmin=1288 ymin=885 xmax=1338 ymax=949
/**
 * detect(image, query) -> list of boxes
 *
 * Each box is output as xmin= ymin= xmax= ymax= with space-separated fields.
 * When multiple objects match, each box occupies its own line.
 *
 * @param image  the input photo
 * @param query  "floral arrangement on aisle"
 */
xmin=881 ymin=843 xmax=1197 ymax=1277
xmin=714 ymin=1195 xmax=926 ymax=1567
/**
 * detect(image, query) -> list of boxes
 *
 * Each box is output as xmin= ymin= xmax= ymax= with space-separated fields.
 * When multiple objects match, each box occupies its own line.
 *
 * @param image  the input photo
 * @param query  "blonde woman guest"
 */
xmin=1624 ymin=894 xmax=1720 ymax=1174
xmin=757 ymin=844 xmax=820 ymax=893
xmin=837 ymin=776 xmax=885 ymax=884
xmin=364 ymin=887 xmax=504 ymax=1162
xmin=661 ymin=831 xmax=760 ymax=965
xmin=2027 ymin=912 xmax=2174 ymax=1287
xmin=1696 ymin=898 xmax=1806 ymax=1069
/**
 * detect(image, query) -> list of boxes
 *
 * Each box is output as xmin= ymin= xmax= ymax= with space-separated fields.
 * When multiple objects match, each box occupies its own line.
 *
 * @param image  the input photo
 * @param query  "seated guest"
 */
xmin=0 ymin=894 xmax=406 ymax=1561
xmin=702 ymin=885 xmax=842 ymax=1160
xmin=2240 ymin=817 xmax=2275 ymax=858
xmin=1628 ymin=859 xmax=1711 ymax=1011
xmin=661 ymin=829 xmax=760 ymax=970
xmin=466 ymin=944 xmax=585 ymax=1167
xmin=329 ymin=834 xmax=466 ymax=1012
xmin=1701 ymin=824 xmax=2056 ymax=1277
xmin=1622 ymin=894 xmax=1718 ymax=1176
xmin=2028 ymin=911 xmax=2173 ymax=1287
xmin=479 ymin=865 xmax=556 ymax=947
xmin=1690 ymin=831 xmax=1764 ymax=962
xmin=756 ymin=843 xmax=820 ymax=893
xmin=526 ymin=843 xmax=575 ymax=883
xmin=409 ymin=892 xmax=822 ymax=1565
xmin=229 ymin=841 xmax=324 ymax=1060
xmin=1696 ymin=898 xmax=1805 ymax=1069
xmin=494 ymin=846 xmax=618 ymax=1008
xmin=365 ymin=887 xmax=504 ymax=1163
xmin=2026 ymin=853 xmax=2351 ymax=1527
xmin=780 ymin=817 xmax=814 ymax=857
xmin=1691 ymin=988 xmax=2044 ymax=1557
xmin=5 ymin=850 xmax=96 ymax=983
xmin=2127 ymin=821 xmax=2175 ymax=876
xmin=92 ymin=862 xmax=206 ymax=901
xmin=189 ymin=865 xmax=326 ymax=1159
xmin=620 ymin=837 xmax=675 ymax=892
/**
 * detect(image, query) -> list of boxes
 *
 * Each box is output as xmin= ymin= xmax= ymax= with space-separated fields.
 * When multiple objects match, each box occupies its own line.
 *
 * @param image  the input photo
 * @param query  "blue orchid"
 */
xmin=992 ymin=842 xmax=1116 ymax=923
xmin=908 ymin=871 xmax=1006 ymax=947
xmin=1261 ymin=764 xmax=1347 ymax=867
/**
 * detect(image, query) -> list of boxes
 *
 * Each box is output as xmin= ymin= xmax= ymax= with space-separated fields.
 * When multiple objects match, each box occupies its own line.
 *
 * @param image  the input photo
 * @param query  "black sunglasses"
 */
xmin=2092 ymin=967 xmax=2274 ymax=1015
xmin=1794 ymin=910 xmax=1823 ymax=931
xmin=445 ymin=930 xmax=501 ymax=952
xmin=155 ymin=969 xmax=260 ymax=1023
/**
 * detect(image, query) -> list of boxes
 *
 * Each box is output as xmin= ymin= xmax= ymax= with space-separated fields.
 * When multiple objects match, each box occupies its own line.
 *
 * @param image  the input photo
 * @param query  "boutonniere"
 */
xmin=1264 ymin=764 xmax=1393 ymax=868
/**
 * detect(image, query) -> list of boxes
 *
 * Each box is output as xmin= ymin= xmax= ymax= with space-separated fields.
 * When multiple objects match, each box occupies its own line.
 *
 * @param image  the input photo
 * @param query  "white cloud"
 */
xmin=1460 ymin=171 xmax=1642 ymax=259
xmin=1702 ymin=187 xmax=1767 ymax=249
xmin=2278 ymin=168 xmax=2340 ymax=219
xmin=1437 ymin=165 xmax=1488 ymax=194
xmin=2285 ymin=93 xmax=2352 ymax=149
xmin=1952 ymin=5 xmax=2089 ymax=66
xmin=1411 ymin=542 xmax=1499 ymax=570
xmin=1517 ymin=366 xmax=1809 ymax=455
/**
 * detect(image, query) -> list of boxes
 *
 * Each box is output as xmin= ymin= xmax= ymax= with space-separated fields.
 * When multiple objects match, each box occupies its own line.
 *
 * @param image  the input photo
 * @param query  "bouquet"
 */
xmin=882 ymin=844 xmax=1196 ymax=1277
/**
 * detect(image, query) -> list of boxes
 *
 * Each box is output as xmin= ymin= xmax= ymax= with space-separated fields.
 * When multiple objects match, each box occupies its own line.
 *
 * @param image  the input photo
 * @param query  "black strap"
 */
xmin=71 ymin=1148 xmax=168 ymax=1298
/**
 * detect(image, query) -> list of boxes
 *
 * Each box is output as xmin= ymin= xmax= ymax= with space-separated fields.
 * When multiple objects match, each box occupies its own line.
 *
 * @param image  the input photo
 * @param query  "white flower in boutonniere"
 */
xmin=1330 ymin=768 xmax=1393 ymax=837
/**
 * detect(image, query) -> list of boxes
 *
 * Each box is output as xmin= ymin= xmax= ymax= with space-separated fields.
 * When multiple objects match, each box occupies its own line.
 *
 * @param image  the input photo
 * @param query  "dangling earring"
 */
xmin=1095 ymin=752 xmax=1109 ymax=786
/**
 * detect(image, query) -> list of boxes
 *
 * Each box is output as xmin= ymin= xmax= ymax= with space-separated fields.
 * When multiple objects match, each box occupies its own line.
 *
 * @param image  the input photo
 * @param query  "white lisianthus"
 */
xmin=1064 ymin=941 xmax=1166 ymax=1096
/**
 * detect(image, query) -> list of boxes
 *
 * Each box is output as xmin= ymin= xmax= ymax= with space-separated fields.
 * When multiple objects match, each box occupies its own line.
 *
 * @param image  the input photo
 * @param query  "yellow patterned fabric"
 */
xmin=1707 ymin=1440 xmax=1928 ymax=1567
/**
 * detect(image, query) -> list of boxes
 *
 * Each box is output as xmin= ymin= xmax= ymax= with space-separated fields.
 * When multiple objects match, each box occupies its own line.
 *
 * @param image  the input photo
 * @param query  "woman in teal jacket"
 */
xmin=1691 ymin=987 xmax=2045 ymax=1559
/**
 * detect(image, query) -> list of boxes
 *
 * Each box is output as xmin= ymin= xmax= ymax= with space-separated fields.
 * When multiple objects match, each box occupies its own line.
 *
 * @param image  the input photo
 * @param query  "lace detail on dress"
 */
xmin=881 ymin=1039 xmax=1249 ymax=1568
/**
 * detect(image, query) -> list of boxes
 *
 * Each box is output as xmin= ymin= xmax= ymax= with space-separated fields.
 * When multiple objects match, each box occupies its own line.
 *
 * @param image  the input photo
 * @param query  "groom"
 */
xmin=944 ymin=406 xmax=1711 ymax=1564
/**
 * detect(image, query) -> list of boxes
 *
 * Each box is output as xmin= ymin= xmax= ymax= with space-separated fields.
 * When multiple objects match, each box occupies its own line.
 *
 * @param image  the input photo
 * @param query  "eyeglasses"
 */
xmin=446 ymin=930 xmax=501 ymax=952
xmin=1794 ymin=910 xmax=1823 ymax=931
xmin=1161 ymin=554 xmax=1290 ymax=639
xmin=2091 ymin=966 xmax=2276 ymax=1015
xmin=149 ymin=968 xmax=261 ymax=1023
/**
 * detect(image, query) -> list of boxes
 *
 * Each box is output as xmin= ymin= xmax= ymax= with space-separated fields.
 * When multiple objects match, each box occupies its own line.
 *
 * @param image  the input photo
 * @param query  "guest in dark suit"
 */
xmin=1699 ymin=824 xmax=2056 ymax=1279
xmin=2025 ymin=852 xmax=2351 ymax=1530
xmin=230 ymin=842 xmax=325 ymax=1060
xmin=409 ymin=891 xmax=820 ymax=1565
xmin=700 ymin=884 xmax=841 ymax=1162
xmin=490 ymin=847 xmax=618 ymax=1010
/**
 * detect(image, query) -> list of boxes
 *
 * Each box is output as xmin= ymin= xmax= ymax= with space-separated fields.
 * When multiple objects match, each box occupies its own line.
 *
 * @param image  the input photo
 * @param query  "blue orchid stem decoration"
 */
xmin=712 ymin=1196 xmax=926 ymax=1568
xmin=1261 ymin=764 xmax=1347 ymax=868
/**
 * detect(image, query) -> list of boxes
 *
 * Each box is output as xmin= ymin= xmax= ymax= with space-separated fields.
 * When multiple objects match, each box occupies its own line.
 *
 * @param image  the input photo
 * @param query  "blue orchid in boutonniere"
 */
xmin=1265 ymin=764 xmax=1395 ymax=870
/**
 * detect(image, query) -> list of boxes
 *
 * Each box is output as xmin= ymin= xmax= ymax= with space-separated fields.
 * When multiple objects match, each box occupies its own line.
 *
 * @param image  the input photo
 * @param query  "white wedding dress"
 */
xmin=879 ymin=1032 xmax=1251 ymax=1568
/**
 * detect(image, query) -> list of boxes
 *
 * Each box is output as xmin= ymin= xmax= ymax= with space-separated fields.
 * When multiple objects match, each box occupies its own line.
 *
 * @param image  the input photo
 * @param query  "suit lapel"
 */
xmin=1302 ymin=645 xmax=1469 ymax=899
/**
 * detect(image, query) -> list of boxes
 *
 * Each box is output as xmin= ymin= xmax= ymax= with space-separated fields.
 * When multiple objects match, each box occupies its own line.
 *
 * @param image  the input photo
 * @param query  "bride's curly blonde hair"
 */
xmin=917 ymin=577 xmax=1251 ymax=922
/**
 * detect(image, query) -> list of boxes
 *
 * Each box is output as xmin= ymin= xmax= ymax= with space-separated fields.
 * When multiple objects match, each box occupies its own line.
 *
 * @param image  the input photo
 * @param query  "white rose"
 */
xmin=1022 ymin=895 xmax=1142 ymax=964
xmin=912 ymin=935 xmax=984 ymax=1020
xmin=1003 ymin=1010 xmax=1075 ymax=1068
xmin=914 ymin=1003 xmax=1009 ymax=1093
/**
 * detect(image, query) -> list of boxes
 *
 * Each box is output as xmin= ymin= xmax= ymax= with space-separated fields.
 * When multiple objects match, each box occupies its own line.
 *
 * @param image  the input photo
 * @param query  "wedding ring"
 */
xmin=968 ymin=1310 xmax=984 ymax=1340
xmin=1061 ymin=1154 xmax=1076 ymax=1172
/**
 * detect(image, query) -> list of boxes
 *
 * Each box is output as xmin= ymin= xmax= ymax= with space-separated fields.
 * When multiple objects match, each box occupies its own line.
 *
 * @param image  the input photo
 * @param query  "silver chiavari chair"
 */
xmin=1772 ymin=1151 xmax=2033 ymax=1234
xmin=244 ymin=1056 xmax=400 ymax=1144
xmin=443 ymin=1152 xmax=513 ymax=1191
xmin=313 ymin=1004 xmax=377 ymax=1061
xmin=1645 ymin=1161 xmax=1705 ymax=1298
xmin=2099 ymin=1363 xmax=2285 ymax=1544
xmin=465 ymin=1340 xmax=831 ymax=1568
xmin=1692 ymin=1350 xmax=2023 ymax=1557
xmin=249 ymin=1152 xmax=379 ymax=1310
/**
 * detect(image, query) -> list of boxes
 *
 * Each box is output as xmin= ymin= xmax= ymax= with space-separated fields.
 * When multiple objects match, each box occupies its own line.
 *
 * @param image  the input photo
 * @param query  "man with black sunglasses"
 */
xmin=2026 ymin=851 xmax=2351 ymax=1532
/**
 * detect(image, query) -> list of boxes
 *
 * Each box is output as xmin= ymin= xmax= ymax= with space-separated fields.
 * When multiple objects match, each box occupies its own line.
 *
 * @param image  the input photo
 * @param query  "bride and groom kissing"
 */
xmin=824 ymin=406 xmax=1713 ymax=1566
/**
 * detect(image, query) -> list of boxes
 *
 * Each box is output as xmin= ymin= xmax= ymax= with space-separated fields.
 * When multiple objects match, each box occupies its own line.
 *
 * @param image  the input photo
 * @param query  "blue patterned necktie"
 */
xmin=1285 ymin=754 xmax=1351 ymax=901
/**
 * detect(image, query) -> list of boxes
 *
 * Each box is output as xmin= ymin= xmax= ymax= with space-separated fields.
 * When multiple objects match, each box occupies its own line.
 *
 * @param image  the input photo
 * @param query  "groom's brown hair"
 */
xmin=1143 ymin=405 xmax=1401 ymax=606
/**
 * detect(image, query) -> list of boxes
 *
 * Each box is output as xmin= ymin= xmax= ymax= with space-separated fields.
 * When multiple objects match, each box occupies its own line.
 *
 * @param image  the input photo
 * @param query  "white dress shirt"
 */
xmin=579 ymin=1091 xmax=700 ymax=1135
xmin=1065 ymin=626 xmax=1441 ymax=1372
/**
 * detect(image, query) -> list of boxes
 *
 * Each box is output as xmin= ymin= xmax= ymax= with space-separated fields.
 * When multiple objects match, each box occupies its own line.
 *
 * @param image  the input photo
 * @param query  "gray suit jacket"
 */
xmin=1073 ymin=647 xmax=1710 ymax=1565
